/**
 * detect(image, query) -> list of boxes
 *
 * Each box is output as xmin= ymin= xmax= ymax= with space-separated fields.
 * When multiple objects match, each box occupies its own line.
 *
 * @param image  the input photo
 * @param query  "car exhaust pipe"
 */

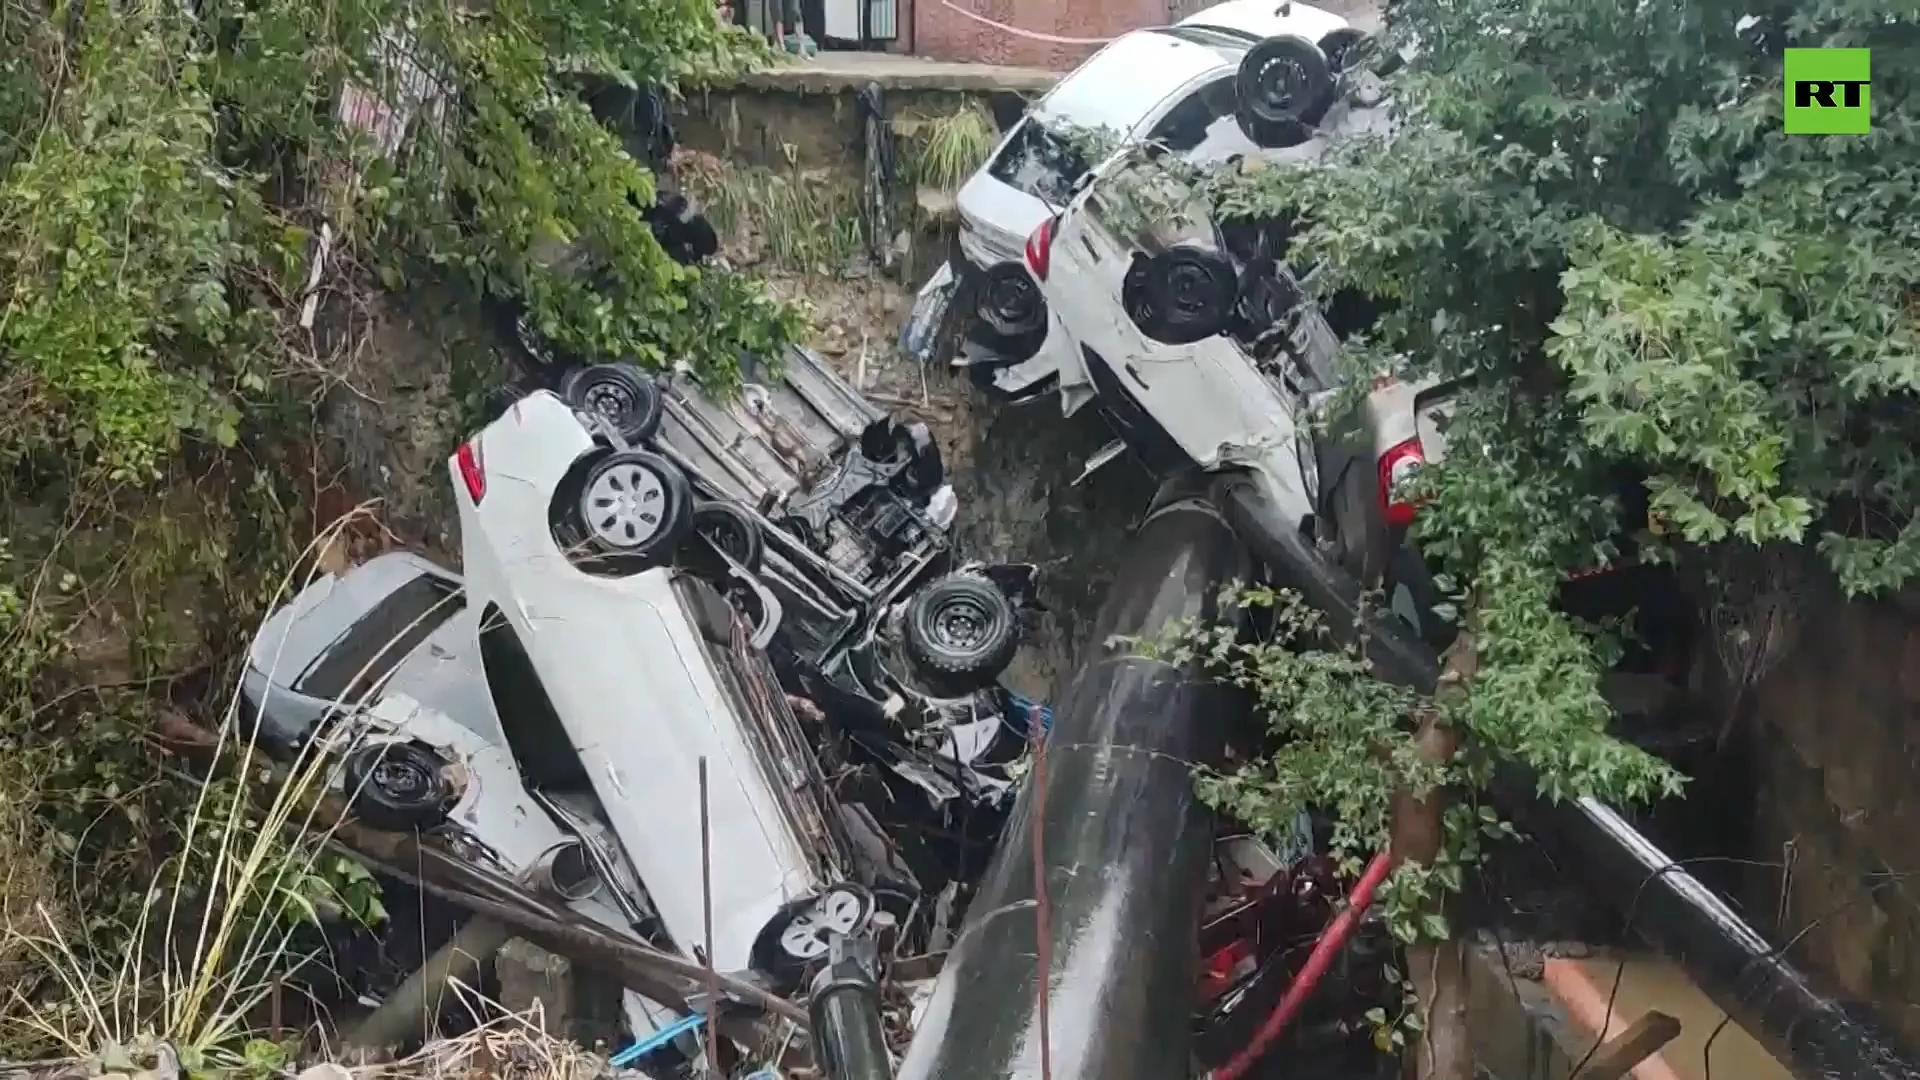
xmin=897 ymin=486 xmax=1257 ymax=1080
xmin=527 ymin=838 xmax=603 ymax=903
xmin=1211 ymin=471 xmax=1920 ymax=1080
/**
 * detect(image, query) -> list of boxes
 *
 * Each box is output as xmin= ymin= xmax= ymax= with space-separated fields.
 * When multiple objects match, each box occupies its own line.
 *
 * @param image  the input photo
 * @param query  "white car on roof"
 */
xmin=916 ymin=1 xmax=1356 ymax=407
xmin=450 ymin=388 xmax=871 ymax=981
xmin=1021 ymin=28 xmax=1442 ymax=615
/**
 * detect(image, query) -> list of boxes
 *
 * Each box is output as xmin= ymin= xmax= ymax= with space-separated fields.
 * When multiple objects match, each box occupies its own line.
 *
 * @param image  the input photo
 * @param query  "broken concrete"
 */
xmin=497 ymin=938 xmax=579 ymax=1035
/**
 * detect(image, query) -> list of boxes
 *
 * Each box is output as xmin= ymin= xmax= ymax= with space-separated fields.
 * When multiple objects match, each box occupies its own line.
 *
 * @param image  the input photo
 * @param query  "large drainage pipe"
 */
xmin=1213 ymin=472 xmax=1920 ymax=1080
xmin=896 ymin=492 xmax=1257 ymax=1080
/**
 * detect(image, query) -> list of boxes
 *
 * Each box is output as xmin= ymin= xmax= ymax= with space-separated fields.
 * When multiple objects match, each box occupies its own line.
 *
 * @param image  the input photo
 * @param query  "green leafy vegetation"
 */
xmin=897 ymin=103 xmax=997 ymax=193
xmin=0 ymin=0 xmax=792 ymax=1055
xmin=678 ymin=148 xmax=866 ymax=270
xmin=1128 ymin=2 xmax=1920 ymax=1075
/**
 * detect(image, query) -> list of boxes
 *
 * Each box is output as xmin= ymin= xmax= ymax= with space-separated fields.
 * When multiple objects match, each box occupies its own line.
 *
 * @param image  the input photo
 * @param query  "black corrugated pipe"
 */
xmin=895 ymin=488 xmax=1257 ymax=1080
xmin=810 ymin=935 xmax=894 ymax=1080
xmin=1212 ymin=471 xmax=1920 ymax=1080
xmin=1518 ymin=796 xmax=1920 ymax=1080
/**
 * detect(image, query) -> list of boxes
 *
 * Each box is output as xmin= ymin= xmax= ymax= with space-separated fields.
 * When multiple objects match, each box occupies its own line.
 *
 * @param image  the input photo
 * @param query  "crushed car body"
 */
xmin=245 ymin=341 xmax=1048 ymax=1050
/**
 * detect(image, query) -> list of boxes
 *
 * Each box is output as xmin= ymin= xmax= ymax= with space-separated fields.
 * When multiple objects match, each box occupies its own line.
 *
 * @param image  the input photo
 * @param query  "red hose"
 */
xmin=1210 ymin=851 xmax=1397 ymax=1080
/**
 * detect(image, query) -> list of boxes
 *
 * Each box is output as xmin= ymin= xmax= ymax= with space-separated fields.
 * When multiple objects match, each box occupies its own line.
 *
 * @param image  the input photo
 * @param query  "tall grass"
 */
xmin=902 ymin=105 xmax=996 ymax=193
xmin=0 ymin=508 xmax=447 ymax=1068
xmin=676 ymin=148 xmax=862 ymax=271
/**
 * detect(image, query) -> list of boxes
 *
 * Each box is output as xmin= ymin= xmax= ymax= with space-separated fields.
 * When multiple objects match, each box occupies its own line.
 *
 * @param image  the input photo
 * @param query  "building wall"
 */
xmin=908 ymin=0 xmax=1172 ymax=69
xmin=1741 ymin=572 xmax=1920 ymax=1052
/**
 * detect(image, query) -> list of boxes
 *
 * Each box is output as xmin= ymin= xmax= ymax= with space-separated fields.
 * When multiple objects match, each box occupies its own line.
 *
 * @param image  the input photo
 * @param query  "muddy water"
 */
xmin=1570 ymin=955 xmax=1790 ymax=1080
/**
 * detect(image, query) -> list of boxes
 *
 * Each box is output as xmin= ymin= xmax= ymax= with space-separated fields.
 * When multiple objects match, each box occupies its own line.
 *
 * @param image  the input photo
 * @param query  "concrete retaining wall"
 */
xmin=1741 ymin=573 xmax=1920 ymax=1052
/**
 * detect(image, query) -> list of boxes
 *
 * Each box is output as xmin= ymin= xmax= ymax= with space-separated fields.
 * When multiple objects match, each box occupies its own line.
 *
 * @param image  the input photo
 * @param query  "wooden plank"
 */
xmin=1576 ymin=1010 xmax=1683 ymax=1080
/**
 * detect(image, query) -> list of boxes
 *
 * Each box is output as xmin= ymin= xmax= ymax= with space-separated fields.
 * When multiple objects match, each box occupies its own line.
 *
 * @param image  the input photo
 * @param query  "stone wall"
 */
xmin=1741 ymin=570 xmax=1920 ymax=1049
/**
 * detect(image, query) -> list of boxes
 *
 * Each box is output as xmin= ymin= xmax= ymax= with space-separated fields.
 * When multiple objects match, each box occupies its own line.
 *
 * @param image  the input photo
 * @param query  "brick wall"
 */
xmin=907 ymin=0 xmax=1171 ymax=69
xmin=1743 ymin=573 xmax=1920 ymax=1049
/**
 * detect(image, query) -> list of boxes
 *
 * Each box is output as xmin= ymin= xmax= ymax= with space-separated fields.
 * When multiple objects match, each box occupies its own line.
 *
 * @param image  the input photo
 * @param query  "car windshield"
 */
xmin=294 ymin=573 xmax=463 ymax=703
xmin=986 ymin=118 xmax=1095 ymax=208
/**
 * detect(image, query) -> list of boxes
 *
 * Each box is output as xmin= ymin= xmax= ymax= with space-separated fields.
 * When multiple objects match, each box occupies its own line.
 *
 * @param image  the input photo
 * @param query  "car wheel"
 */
xmin=1235 ymin=270 xmax=1305 ymax=350
xmin=560 ymin=363 xmax=664 ymax=444
xmin=689 ymin=500 xmax=763 ymax=571
xmin=574 ymin=450 xmax=694 ymax=563
xmin=342 ymin=742 xmax=455 ymax=832
xmin=490 ymin=300 xmax=571 ymax=378
xmin=1133 ymin=246 xmax=1239 ymax=345
xmin=1220 ymin=217 xmax=1274 ymax=264
xmin=1318 ymin=28 xmax=1372 ymax=74
xmin=860 ymin=416 xmax=945 ymax=500
xmin=1235 ymin=34 xmax=1336 ymax=134
xmin=974 ymin=262 xmax=1044 ymax=341
xmin=645 ymin=190 xmax=719 ymax=267
xmin=902 ymin=573 xmax=1021 ymax=695
xmin=752 ymin=883 xmax=877 ymax=993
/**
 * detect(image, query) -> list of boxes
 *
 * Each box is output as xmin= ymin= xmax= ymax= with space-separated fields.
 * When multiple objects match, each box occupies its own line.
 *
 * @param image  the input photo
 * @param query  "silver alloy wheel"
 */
xmin=777 ymin=886 xmax=873 ymax=960
xmin=581 ymin=459 xmax=669 ymax=550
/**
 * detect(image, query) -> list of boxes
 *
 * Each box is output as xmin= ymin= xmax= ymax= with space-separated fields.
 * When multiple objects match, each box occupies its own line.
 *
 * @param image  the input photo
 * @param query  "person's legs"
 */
xmin=780 ymin=0 xmax=813 ymax=53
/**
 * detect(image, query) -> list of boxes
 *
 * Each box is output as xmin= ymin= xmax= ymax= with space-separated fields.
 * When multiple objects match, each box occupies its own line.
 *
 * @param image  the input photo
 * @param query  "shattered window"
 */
xmin=986 ymin=119 xmax=1094 ymax=208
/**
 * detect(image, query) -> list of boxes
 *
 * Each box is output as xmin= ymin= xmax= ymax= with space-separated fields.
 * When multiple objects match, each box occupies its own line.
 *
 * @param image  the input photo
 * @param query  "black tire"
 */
xmin=571 ymin=449 xmax=695 ymax=564
xmin=750 ymin=883 xmax=877 ymax=995
xmin=342 ymin=742 xmax=454 ymax=832
xmin=1127 ymin=246 xmax=1239 ymax=345
xmin=901 ymin=573 xmax=1020 ymax=695
xmin=860 ymin=416 xmax=945 ymax=500
xmin=1233 ymin=104 xmax=1314 ymax=151
xmin=1235 ymin=35 xmax=1336 ymax=132
xmin=1219 ymin=217 xmax=1273 ymax=265
xmin=1235 ymin=270 xmax=1304 ymax=350
xmin=690 ymin=500 xmax=764 ymax=571
xmin=491 ymin=300 xmax=572 ymax=377
xmin=645 ymin=191 xmax=719 ymax=267
xmin=1317 ymin=28 xmax=1371 ymax=74
xmin=560 ymin=363 xmax=664 ymax=444
xmin=974 ymin=262 xmax=1045 ymax=341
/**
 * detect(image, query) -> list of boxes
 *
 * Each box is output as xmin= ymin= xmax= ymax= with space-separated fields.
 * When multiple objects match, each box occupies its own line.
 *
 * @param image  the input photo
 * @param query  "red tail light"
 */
xmin=1378 ymin=437 xmax=1424 ymax=528
xmin=455 ymin=439 xmax=486 ymax=504
xmin=1025 ymin=216 xmax=1056 ymax=281
xmin=1201 ymin=938 xmax=1256 ymax=1001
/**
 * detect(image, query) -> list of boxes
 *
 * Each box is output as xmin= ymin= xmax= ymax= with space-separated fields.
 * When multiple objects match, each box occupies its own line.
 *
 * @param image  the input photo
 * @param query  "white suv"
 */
xmin=925 ymin=1 xmax=1357 ymax=407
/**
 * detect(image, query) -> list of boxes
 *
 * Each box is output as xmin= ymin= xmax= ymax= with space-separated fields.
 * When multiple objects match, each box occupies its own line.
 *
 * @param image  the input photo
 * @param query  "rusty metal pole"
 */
xmin=700 ymin=756 xmax=722 ymax=1077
